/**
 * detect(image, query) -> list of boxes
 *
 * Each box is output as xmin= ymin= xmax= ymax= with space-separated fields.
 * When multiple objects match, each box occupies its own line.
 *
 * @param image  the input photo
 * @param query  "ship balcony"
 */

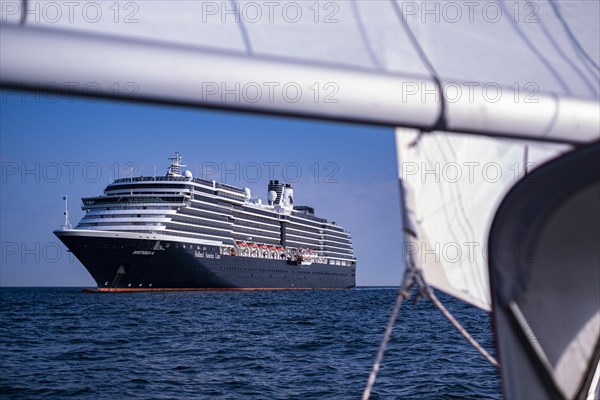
xmin=77 ymin=217 xmax=172 ymax=224
xmin=75 ymin=224 xmax=167 ymax=231
xmin=112 ymin=176 xmax=192 ymax=183
xmin=104 ymin=188 xmax=192 ymax=196
xmin=84 ymin=209 xmax=177 ymax=217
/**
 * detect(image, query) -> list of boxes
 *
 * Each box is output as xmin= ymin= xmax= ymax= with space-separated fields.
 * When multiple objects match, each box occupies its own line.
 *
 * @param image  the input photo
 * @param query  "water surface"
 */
xmin=0 ymin=287 xmax=500 ymax=399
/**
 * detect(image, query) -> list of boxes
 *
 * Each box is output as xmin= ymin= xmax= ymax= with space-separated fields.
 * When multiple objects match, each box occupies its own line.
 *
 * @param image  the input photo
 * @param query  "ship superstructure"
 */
xmin=55 ymin=153 xmax=356 ymax=290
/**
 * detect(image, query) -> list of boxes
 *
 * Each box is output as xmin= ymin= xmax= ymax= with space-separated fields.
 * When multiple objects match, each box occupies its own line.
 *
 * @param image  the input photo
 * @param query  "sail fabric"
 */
xmin=2 ymin=0 xmax=597 ymax=94
xmin=1 ymin=0 xmax=599 ymax=142
xmin=395 ymin=127 xmax=570 ymax=310
xmin=488 ymin=142 xmax=600 ymax=398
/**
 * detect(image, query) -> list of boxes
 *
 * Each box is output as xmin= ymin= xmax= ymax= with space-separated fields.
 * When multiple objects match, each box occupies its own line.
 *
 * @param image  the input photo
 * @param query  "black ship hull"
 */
xmin=55 ymin=231 xmax=356 ymax=290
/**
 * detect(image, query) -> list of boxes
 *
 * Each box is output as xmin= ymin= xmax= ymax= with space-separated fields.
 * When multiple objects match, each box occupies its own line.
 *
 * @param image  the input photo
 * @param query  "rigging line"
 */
xmin=547 ymin=0 xmax=600 ymax=74
xmin=504 ymin=301 xmax=565 ymax=398
xmin=230 ymin=0 xmax=253 ymax=56
xmin=535 ymin=4 xmax=598 ymax=97
xmin=524 ymin=145 xmax=529 ymax=176
xmin=361 ymin=287 xmax=407 ymax=400
xmin=416 ymin=196 xmax=462 ymax=222
xmin=584 ymin=349 xmax=600 ymax=400
xmin=498 ymin=0 xmax=571 ymax=95
xmin=20 ymin=0 xmax=27 ymax=24
xmin=362 ymin=247 xmax=419 ymax=400
xmin=428 ymin=288 xmax=500 ymax=369
xmin=352 ymin=1 xmax=383 ymax=69
xmin=389 ymin=0 xmax=447 ymax=132
xmin=363 ymin=259 xmax=498 ymax=400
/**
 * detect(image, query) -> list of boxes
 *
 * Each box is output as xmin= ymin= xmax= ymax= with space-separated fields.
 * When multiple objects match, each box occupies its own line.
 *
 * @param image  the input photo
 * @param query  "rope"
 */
xmin=389 ymin=0 xmax=447 ymax=132
xmin=427 ymin=288 xmax=500 ymax=369
xmin=361 ymin=259 xmax=499 ymax=399
xmin=230 ymin=0 xmax=253 ymax=56
xmin=20 ymin=0 xmax=27 ymax=24
xmin=363 ymin=175 xmax=498 ymax=397
xmin=362 ymin=258 xmax=420 ymax=400
xmin=361 ymin=287 xmax=408 ymax=400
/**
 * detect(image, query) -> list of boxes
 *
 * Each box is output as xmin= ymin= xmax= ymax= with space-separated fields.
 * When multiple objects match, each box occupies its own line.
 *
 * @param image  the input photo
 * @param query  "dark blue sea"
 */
xmin=0 ymin=288 xmax=500 ymax=399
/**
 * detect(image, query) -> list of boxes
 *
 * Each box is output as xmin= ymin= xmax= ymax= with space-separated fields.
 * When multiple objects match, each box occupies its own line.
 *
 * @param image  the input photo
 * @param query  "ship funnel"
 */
xmin=283 ymin=184 xmax=294 ymax=207
xmin=268 ymin=180 xmax=284 ymax=205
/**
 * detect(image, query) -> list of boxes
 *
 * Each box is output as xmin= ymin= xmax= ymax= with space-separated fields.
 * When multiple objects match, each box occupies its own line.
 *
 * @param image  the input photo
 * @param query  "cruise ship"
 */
xmin=54 ymin=153 xmax=356 ymax=290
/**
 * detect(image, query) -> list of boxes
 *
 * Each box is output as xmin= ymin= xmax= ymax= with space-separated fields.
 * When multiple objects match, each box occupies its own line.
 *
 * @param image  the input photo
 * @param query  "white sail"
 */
xmin=396 ymin=128 xmax=571 ymax=310
xmin=1 ymin=1 xmax=598 ymax=141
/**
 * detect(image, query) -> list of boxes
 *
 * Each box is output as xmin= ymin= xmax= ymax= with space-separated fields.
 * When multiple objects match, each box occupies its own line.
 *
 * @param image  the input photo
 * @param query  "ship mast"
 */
xmin=166 ymin=152 xmax=186 ymax=177
xmin=62 ymin=194 xmax=72 ymax=230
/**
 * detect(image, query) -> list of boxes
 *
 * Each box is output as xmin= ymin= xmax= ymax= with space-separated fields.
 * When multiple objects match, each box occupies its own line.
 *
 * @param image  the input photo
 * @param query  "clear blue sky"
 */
xmin=0 ymin=89 xmax=404 ymax=286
